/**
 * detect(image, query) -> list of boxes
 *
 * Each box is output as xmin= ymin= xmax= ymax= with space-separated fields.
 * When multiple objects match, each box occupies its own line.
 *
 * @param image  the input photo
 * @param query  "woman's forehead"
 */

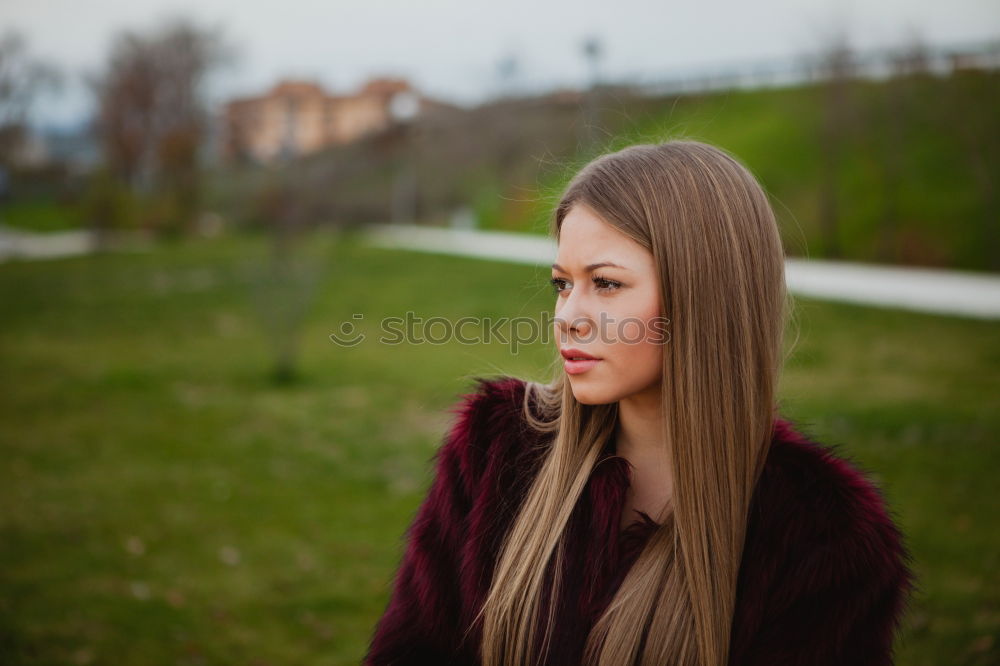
xmin=557 ymin=209 xmax=652 ymax=270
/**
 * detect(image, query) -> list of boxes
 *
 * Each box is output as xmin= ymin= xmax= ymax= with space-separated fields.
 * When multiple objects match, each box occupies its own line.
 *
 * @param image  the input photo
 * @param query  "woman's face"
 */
xmin=551 ymin=203 xmax=667 ymax=406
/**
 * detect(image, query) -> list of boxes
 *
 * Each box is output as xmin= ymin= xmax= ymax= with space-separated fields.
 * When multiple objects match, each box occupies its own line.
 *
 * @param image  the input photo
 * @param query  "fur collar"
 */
xmin=365 ymin=376 xmax=916 ymax=665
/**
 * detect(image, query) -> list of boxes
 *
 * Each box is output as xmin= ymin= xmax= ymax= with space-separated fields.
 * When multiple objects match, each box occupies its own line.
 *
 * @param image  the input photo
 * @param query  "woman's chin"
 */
xmin=568 ymin=382 xmax=617 ymax=406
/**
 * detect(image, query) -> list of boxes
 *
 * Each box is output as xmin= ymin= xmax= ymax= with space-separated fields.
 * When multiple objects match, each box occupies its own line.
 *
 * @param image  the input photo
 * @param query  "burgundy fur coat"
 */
xmin=364 ymin=376 xmax=916 ymax=665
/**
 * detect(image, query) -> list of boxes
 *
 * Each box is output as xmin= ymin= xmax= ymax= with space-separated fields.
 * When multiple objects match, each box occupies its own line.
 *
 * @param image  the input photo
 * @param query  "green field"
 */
xmin=1 ymin=231 xmax=998 ymax=664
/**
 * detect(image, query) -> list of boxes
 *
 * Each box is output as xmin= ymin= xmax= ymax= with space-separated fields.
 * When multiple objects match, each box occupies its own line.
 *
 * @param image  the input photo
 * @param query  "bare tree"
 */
xmin=250 ymin=176 xmax=322 ymax=384
xmin=88 ymin=18 xmax=233 ymax=235
xmin=0 ymin=30 xmax=61 ymax=168
xmin=947 ymin=46 xmax=1000 ymax=271
xmin=874 ymin=31 xmax=931 ymax=263
xmin=580 ymin=35 xmax=604 ymax=153
xmin=815 ymin=29 xmax=855 ymax=259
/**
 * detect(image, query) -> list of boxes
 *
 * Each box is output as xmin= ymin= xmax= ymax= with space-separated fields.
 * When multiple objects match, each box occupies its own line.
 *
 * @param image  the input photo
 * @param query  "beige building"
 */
xmin=223 ymin=77 xmax=433 ymax=163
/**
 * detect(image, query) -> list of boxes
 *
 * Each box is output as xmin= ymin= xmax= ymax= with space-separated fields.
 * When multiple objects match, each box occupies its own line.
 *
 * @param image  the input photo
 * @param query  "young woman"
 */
xmin=364 ymin=140 xmax=915 ymax=665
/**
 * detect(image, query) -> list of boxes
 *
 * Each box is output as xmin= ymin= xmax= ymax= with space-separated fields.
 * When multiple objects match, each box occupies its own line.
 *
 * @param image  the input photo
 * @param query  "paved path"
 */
xmin=0 ymin=224 xmax=154 ymax=263
xmin=362 ymin=223 xmax=1000 ymax=320
xmin=0 ymin=224 xmax=97 ymax=261
xmin=5 ymin=221 xmax=996 ymax=319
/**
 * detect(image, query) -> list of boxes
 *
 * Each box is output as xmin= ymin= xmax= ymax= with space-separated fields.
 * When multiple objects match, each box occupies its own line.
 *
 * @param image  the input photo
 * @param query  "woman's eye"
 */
xmin=593 ymin=275 xmax=622 ymax=292
xmin=549 ymin=276 xmax=621 ymax=295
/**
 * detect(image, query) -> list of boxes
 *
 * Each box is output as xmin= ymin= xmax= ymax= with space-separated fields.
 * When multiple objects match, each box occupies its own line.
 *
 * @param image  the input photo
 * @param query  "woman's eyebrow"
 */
xmin=551 ymin=261 xmax=629 ymax=273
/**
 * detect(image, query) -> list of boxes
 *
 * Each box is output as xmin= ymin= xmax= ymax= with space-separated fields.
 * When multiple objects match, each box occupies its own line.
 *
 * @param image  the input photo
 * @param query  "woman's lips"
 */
xmin=560 ymin=349 xmax=601 ymax=375
xmin=563 ymin=358 xmax=601 ymax=375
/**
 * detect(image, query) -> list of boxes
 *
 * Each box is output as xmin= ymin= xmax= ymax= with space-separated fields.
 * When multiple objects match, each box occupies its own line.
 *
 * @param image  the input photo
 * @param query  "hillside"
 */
xmin=211 ymin=70 xmax=999 ymax=271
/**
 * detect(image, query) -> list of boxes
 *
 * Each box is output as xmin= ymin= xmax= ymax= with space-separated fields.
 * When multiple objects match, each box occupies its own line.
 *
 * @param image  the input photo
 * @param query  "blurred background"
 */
xmin=0 ymin=0 xmax=997 ymax=664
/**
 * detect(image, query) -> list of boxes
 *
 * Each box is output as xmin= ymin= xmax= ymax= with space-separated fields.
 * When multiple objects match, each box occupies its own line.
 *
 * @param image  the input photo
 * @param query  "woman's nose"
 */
xmin=555 ymin=293 xmax=594 ymax=341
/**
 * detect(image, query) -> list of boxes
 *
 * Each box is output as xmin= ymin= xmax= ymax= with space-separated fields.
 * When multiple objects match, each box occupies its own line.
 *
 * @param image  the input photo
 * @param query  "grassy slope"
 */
xmin=0 ymin=231 xmax=997 ymax=664
xmin=493 ymin=73 xmax=1000 ymax=272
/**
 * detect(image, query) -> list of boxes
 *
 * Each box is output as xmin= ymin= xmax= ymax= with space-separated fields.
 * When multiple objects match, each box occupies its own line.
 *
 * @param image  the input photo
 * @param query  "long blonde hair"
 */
xmin=475 ymin=140 xmax=789 ymax=666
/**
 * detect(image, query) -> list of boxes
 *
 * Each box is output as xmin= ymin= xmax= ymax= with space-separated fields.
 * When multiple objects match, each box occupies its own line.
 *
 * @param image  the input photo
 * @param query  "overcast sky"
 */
xmin=3 ymin=0 xmax=998 ymax=127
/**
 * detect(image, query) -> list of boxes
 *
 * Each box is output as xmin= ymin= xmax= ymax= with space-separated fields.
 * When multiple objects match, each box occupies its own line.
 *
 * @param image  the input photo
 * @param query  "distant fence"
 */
xmin=621 ymin=37 xmax=1000 ymax=97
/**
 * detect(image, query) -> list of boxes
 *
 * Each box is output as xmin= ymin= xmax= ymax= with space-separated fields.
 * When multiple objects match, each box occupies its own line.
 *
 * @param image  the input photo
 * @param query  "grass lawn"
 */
xmin=0 ymin=229 xmax=997 ymax=665
xmin=0 ymin=200 xmax=86 ymax=232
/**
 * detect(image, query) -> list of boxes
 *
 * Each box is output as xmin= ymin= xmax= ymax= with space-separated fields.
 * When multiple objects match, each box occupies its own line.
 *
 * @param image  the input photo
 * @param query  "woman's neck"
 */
xmin=614 ymin=382 xmax=666 ymax=458
xmin=615 ymin=389 xmax=673 ymax=527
